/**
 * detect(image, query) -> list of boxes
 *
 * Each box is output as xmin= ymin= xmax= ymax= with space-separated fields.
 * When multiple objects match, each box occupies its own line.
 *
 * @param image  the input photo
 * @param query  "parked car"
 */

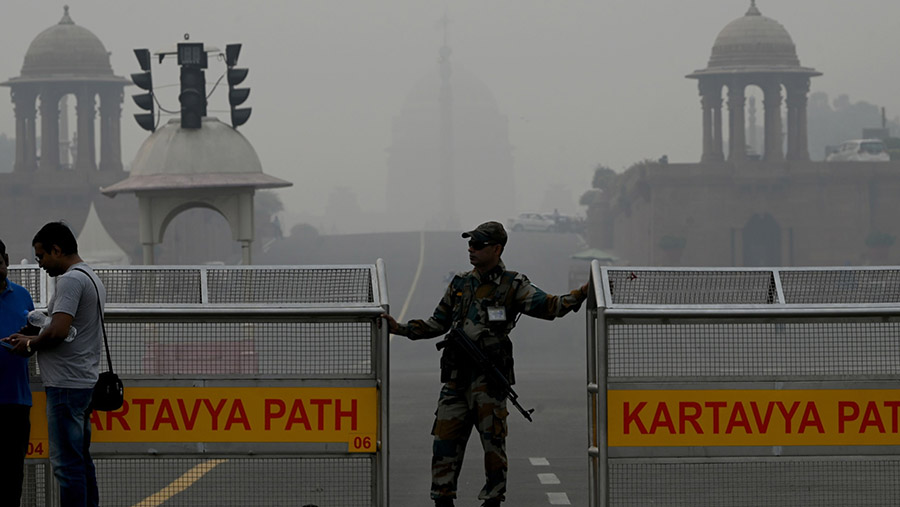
xmin=825 ymin=139 xmax=890 ymax=162
xmin=508 ymin=212 xmax=557 ymax=232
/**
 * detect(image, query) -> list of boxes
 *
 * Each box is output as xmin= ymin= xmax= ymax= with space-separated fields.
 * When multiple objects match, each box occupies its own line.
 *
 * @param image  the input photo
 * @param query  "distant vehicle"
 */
xmin=825 ymin=139 xmax=890 ymax=162
xmin=508 ymin=212 xmax=557 ymax=232
xmin=507 ymin=212 xmax=585 ymax=233
xmin=551 ymin=214 xmax=585 ymax=234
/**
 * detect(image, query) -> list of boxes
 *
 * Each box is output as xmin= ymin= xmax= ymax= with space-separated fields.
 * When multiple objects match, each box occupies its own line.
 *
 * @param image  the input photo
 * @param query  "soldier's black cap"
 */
xmin=461 ymin=221 xmax=508 ymax=246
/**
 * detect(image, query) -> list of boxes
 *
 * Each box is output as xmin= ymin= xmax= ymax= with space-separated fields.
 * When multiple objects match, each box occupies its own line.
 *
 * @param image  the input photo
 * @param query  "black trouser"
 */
xmin=0 ymin=404 xmax=31 ymax=506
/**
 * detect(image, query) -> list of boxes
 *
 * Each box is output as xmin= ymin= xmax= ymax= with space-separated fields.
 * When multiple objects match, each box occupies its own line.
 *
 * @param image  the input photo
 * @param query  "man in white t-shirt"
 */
xmin=4 ymin=222 xmax=105 ymax=507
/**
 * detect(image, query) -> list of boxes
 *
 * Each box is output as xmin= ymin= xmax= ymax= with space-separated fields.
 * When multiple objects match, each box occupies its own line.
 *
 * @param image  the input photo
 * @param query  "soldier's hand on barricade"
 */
xmin=379 ymin=313 xmax=400 ymax=334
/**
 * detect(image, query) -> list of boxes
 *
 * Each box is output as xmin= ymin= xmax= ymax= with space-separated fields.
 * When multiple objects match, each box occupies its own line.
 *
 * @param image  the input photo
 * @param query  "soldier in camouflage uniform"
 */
xmin=382 ymin=221 xmax=589 ymax=507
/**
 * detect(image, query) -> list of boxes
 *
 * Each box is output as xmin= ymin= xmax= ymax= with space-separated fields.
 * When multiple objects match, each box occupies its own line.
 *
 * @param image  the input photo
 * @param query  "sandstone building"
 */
xmin=0 ymin=7 xmax=138 ymax=262
xmin=584 ymin=2 xmax=900 ymax=267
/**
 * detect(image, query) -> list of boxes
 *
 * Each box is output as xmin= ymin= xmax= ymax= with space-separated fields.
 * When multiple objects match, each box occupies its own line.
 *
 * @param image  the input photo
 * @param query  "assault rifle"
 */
xmin=436 ymin=328 xmax=535 ymax=422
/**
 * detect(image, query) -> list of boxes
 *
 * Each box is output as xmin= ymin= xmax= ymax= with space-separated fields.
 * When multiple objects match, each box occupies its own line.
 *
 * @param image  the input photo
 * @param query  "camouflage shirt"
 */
xmin=395 ymin=260 xmax=587 ymax=343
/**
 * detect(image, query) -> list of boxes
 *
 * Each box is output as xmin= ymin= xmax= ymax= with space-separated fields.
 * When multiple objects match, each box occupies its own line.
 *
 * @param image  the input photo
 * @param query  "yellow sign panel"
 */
xmin=27 ymin=394 xmax=49 ymax=459
xmin=28 ymin=387 xmax=378 ymax=457
xmin=609 ymin=389 xmax=900 ymax=447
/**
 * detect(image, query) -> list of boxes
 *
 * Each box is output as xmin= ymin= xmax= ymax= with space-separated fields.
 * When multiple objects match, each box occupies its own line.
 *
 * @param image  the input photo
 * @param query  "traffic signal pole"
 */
xmin=130 ymin=38 xmax=252 ymax=131
xmin=131 ymin=48 xmax=155 ymax=131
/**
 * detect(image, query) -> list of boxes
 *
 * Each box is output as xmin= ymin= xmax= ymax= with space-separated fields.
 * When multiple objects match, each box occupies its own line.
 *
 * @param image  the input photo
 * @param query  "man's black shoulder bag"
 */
xmin=74 ymin=268 xmax=124 ymax=412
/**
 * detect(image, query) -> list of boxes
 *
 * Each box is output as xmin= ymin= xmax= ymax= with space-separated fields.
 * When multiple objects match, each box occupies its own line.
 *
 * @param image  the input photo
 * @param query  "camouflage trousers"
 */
xmin=430 ymin=374 xmax=509 ymax=503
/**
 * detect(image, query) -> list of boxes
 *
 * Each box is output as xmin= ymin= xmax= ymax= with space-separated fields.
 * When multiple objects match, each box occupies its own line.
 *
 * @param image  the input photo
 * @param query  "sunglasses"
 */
xmin=468 ymin=240 xmax=495 ymax=250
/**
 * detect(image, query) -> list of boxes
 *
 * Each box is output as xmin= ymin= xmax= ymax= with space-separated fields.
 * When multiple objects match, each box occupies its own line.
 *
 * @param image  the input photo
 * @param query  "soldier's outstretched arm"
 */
xmin=381 ymin=279 xmax=458 ymax=340
xmin=515 ymin=274 xmax=589 ymax=320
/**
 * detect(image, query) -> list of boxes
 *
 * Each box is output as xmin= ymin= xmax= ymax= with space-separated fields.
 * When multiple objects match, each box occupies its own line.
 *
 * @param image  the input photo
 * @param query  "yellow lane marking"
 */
xmin=393 ymin=230 xmax=425 ymax=340
xmin=131 ymin=458 xmax=227 ymax=507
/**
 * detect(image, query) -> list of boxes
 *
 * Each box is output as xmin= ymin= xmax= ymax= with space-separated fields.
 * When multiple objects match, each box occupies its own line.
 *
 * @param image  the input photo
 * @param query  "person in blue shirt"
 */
xmin=0 ymin=238 xmax=35 ymax=505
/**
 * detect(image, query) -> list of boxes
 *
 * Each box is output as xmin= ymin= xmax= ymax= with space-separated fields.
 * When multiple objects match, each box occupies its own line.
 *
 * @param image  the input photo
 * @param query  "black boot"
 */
xmin=481 ymin=499 xmax=502 ymax=507
xmin=434 ymin=497 xmax=454 ymax=507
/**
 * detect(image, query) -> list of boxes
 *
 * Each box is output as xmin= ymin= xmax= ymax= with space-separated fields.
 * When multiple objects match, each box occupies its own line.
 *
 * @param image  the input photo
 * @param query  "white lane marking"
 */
xmin=547 ymin=492 xmax=571 ymax=505
xmin=531 ymin=457 xmax=570 ymax=505
xmin=537 ymin=473 xmax=560 ymax=485
xmin=393 ymin=230 xmax=425 ymax=341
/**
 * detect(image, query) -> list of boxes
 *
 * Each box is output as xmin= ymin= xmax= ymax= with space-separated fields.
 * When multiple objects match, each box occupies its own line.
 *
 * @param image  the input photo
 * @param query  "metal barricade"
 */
xmin=587 ymin=262 xmax=900 ymax=507
xmin=13 ymin=262 xmax=390 ymax=507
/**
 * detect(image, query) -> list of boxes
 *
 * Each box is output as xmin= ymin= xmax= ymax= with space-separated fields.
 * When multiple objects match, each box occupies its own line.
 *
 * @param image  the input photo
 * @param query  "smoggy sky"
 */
xmin=1 ymin=1 xmax=897 ymax=228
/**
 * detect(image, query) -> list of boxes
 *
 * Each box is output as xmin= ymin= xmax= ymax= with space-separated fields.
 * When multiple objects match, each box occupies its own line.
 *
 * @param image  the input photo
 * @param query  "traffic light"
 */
xmin=178 ymin=42 xmax=207 ymax=129
xmin=131 ymin=48 xmax=155 ymax=132
xmin=225 ymin=44 xmax=252 ymax=128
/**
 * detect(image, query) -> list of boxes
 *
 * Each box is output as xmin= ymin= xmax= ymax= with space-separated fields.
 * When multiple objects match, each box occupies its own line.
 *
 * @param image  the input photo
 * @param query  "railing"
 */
xmin=587 ymin=264 xmax=900 ymax=507
xmin=13 ymin=262 xmax=390 ymax=507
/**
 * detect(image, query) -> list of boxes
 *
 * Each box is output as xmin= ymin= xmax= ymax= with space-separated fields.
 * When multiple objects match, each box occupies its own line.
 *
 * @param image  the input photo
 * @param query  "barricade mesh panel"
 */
xmin=16 ymin=265 xmax=385 ymax=505
xmin=91 ymin=267 xmax=376 ymax=305
xmin=96 ymin=268 xmax=203 ymax=304
xmin=95 ymin=457 xmax=373 ymax=506
xmin=607 ymin=320 xmax=900 ymax=378
xmin=108 ymin=321 xmax=373 ymax=376
xmin=207 ymin=268 xmax=374 ymax=304
xmin=781 ymin=269 xmax=900 ymax=304
xmin=606 ymin=270 xmax=777 ymax=305
xmin=8 ymin=267 xmax=42 ymax=302
xmin=609 ymin=459 xmax=900 ymax=507
xmin=22 ymin=462 xmax=50 ymax=507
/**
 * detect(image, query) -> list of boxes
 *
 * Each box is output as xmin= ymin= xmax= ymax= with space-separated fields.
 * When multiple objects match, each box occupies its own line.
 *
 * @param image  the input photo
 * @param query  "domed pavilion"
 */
xmin=687 ymin=1 xmax=820 ymax=162
xmin=101 ymin=117 xmax=291 ymax=264
xmin=1 ymin=5 xmax=129 ymax=173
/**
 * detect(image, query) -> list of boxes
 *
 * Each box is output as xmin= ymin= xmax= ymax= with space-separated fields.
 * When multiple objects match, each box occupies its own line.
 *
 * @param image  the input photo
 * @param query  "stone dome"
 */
xmin=101 ymin=117 xmax=291 ymax=195
xmin=131 ymin=118 xmax=264 ymax=176
xmin=402 ymin=63 xmax=501 ymax=115
xmin=708 ymin=1 xmax=800 ymax=68
xmin=21 ymin=6 xmax=113 ymax=77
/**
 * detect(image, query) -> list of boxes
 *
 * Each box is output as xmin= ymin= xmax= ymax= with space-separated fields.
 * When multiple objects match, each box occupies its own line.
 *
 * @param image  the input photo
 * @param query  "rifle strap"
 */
xmin=451 ymin=273 xmax=470 ymax=329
